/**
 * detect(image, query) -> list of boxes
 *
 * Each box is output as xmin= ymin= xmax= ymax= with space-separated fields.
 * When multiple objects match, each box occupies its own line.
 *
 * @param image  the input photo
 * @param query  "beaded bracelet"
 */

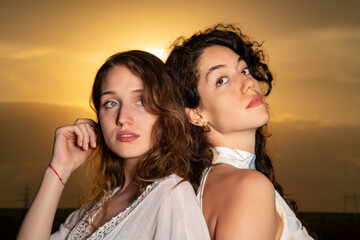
xmin=49 ymin=164 xmax=65 ymax=185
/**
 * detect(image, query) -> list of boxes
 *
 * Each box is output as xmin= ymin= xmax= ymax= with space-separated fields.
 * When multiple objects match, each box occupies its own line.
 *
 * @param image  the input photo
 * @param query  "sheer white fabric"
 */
xmin=197 ymin=147 xmax=313 ymax=240
xmin=51 ymin=174 xmax=210 ymax=239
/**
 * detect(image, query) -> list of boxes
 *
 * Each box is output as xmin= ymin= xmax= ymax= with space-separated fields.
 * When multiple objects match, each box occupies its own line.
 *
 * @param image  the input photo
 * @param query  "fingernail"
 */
xmin=85 ymin=144 xmax=88 ymax=150
xmin=79 ymin=141 xmax=82 ymax=147
xmin=93 ymin=141 xmax=97 ymax=148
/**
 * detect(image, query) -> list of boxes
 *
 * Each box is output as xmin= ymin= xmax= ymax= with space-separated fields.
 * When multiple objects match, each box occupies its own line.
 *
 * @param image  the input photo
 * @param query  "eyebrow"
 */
xmin=100 ymin=89 xmax=144 ymax=97
xmin=205 ymin=57 xmax=243 ymax=82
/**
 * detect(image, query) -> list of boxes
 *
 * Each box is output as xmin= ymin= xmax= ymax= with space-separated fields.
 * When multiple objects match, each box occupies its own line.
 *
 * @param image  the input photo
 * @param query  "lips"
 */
xmin=246 ymin=94 xmax=264 ymax=109
xmin=116 ymin=130 xmax=139 ymax=142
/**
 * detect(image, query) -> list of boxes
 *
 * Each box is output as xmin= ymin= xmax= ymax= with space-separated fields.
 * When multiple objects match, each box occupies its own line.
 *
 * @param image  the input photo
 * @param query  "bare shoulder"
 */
xmin=231 ymin=168 xmax=275 ymax=197
xmin=206 ymin=165 xmax=275 ymax=204
xmin=204 ymin=165 xmax=278 ymax=239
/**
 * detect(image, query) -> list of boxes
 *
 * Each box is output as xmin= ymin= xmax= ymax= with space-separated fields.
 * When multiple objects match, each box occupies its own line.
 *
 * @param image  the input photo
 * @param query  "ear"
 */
xmin=185 ymin=108 xmax=202 ymax=126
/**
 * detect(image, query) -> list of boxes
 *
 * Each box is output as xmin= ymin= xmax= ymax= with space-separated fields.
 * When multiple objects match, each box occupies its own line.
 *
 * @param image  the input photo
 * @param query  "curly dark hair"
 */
xmin=166 ymin=24 xmax=297 ymax=210
xmin=82 ymin=50 xmax=193 ymax=207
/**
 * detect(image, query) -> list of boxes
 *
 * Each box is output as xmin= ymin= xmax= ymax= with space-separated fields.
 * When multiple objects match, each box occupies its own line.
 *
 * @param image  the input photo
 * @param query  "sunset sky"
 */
xmin=0 ymin=0 xmax=359 ymax=212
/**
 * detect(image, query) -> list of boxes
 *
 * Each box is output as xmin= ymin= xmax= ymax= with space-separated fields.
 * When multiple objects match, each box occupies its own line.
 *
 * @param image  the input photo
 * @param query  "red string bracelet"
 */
xmin=49 ymin=164 xmax=65 ymax=185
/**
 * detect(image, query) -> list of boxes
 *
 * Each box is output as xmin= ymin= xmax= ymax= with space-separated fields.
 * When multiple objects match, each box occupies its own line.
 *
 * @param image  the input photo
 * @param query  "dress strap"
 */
xmin=196 ymin=167 xmax=212 ymax=210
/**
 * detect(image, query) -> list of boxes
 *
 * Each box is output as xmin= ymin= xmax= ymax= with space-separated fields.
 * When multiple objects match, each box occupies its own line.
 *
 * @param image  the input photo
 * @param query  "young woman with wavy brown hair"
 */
xmin=166 ymin=24 xmax=313 ymax=239
xmin=17 ymin=50 xmax=210 ymax=239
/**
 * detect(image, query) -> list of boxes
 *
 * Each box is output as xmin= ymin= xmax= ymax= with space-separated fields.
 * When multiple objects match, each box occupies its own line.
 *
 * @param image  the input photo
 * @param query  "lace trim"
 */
xmin=67 ymin=180 xmax=161 ymax=240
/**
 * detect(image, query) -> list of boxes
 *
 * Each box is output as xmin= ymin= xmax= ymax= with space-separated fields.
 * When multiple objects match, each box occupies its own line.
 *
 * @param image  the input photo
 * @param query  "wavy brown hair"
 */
xmin=81 ymin=50 xmax=193 ymax=207
xmin=166 ymin=24 xmax=297 ymax=210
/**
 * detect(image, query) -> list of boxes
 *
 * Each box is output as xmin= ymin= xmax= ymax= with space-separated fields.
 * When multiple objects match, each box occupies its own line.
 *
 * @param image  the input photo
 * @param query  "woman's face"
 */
xmin=195 ymin=45 xmax=269 ymax=139
xmin=99 ymin=65 xmax=158 ymax=162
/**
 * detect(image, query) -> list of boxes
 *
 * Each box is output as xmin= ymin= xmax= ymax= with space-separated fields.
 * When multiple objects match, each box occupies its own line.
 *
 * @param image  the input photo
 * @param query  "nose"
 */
xmin=116 ymin=104 xmax=133 ymax=126
xmin=240 ymin=74 xmax=255 ymax=94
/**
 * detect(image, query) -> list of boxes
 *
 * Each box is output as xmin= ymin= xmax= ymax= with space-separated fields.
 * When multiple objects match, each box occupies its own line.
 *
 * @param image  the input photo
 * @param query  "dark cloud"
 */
xmin=269 ymin=120 xmax=360 ymax=212
xmin=253 ymin=0 xmax=360 ymax=35
xmin=1 ymin=0 xmax=359 ymax=48
xmin=0 ymin=102 xmax=93 ymax=207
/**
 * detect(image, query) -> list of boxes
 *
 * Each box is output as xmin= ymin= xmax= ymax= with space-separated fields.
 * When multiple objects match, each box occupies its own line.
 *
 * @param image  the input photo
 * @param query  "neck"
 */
xmin=207 ymin=129 xmax=256 ymax=153
xmin=120 ymin=158 xmax=139 ymax=191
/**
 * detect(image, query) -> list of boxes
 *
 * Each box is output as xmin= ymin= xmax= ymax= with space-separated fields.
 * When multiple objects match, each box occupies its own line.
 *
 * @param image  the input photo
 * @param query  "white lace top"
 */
xmin=51 ymin=174 xmax=210 ymax=239
xmin=197 ymin=147 xmax=313 ymax=240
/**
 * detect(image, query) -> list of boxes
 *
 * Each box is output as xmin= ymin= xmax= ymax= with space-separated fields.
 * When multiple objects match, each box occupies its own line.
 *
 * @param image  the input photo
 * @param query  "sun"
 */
xmin=145 ymin=48 xmax=165 ymax=61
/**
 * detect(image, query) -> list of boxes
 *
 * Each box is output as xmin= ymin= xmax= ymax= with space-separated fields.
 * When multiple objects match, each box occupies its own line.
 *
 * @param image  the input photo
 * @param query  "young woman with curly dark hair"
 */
xmin=166 ymin=24 xmax=313 ymax=239
xmin=18 ymin=50 xmax=210 ymax=239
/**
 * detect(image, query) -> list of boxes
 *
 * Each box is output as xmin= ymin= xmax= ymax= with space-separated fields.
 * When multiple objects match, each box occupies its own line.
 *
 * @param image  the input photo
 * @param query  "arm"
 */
xmin=214 ymin=170 xmax=279 ymax=240
xmin=17 ymin=119 xmax=97 ymax=240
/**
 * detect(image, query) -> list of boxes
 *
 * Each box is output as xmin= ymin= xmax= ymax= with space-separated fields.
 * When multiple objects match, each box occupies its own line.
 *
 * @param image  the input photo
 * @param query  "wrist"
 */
xmin=48 ymin=164 xmax=66 ymax=185
xmin=47 ymin=161 xmax=73 ymax=184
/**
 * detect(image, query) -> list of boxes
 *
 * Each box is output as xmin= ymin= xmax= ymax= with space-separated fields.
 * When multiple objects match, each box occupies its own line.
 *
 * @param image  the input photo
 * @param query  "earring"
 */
xmin=200 ymin=119 xmax=210 ymax=132
xmin=195 ymin=119 xmax=203 ymax=125
xmin=203 ymin=123 xmax=210 ymax=132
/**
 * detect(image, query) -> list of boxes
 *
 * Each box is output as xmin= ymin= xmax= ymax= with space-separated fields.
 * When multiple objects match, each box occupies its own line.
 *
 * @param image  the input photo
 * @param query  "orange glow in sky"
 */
xmin=0 ymin=0 xmax=359 ymax=212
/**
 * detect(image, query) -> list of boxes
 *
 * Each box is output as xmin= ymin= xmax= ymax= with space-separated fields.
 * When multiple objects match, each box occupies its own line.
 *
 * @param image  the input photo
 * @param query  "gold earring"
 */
xmin=201 ymin=119 xmax=210 ymax=132
xmin=203 ymin=123 xmax=210 ymax=132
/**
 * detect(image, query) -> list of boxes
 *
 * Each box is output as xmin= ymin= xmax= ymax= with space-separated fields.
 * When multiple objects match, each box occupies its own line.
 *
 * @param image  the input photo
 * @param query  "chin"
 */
xmin=109 ymin=147 xmax=137 ymax=159
xmin=254 ymin=113 xmax=270 ymax=128
xmin=119 ymin=148 xmax=152 ymax=160
xmin=262 ymin=114 xmax=270 ymax=125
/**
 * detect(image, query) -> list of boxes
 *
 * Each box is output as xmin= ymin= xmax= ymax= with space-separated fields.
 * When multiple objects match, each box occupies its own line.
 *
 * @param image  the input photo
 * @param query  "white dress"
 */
xmin=51 ymin=174 xmax=210 ymax=240
xmin=197 ymin=147 xmax=313 ymax=240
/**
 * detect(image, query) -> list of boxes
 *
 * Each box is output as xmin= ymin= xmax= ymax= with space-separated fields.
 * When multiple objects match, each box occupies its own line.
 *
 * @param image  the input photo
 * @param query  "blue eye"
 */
xmin=216 ymin=76 xmax=229 ymax=86
xmin=136 ymin=99 xmax=144 ymax=106
xmin=104 ymin=101 xmax=118 ymax=108
xmin=242 ymin=68 xmax=250 ymax=75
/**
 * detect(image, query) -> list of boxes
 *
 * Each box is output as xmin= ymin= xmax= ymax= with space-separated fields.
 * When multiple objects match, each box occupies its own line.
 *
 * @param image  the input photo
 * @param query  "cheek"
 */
xmin=200 ymin=103 xmax=225 ymax=130
xmin=141 ymin=120 xmax=157 ymax=149
xmin=139 ymin=113 xmax=157 ymax=134
xmin=202 ymin=93 xmax=236 ymax=119
xmin=98 ymin=115 xmax=106 ymax=133
xmin=99 ymin=114 xmax=112 ymax=139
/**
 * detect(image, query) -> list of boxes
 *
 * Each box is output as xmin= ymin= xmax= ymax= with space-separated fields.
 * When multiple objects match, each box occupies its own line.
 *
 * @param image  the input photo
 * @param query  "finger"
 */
xmin=76 ymin=124 xmax=90 ymax=151
xmin=75 ymin=118 xmax=97 ymax=128
xmin=72 ymin=125 xmax=85 ymax=148
xmin=85 ymin=123 xmax=97 ymax=148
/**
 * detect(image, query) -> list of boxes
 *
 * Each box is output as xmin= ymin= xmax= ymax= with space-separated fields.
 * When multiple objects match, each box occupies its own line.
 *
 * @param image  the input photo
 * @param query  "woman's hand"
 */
xmin=17 ymin=118 xmax=99 ymax=240
xmin=50 ymin=118 xmax=98 ymax=181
